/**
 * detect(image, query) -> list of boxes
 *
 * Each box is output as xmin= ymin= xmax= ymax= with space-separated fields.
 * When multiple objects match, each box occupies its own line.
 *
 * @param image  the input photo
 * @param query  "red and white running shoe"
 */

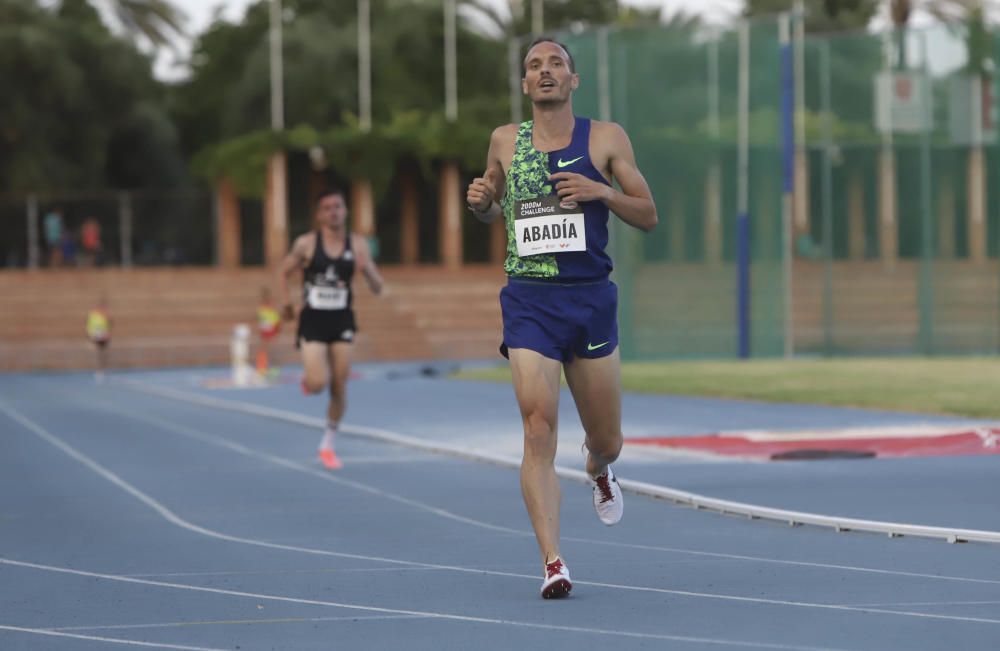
xmin=540 ymin=557 xmax=572 ymax=599
xmin=592 ymin=466 xmax=623 ymax=525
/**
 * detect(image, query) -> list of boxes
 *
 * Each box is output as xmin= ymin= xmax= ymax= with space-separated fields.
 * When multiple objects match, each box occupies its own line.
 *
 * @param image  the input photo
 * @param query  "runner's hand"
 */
xmin=281 ymin=303 xmax=295 ymax=322
xmin=467 ymin=169 xmax=498 ymax=212
xmin=549 ymin=172 xmax=611 ymax=205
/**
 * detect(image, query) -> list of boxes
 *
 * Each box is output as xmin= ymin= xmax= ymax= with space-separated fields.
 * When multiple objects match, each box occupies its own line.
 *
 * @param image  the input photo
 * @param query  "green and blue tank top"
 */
xmin=501 ymin=117 xmax=613 ymax=283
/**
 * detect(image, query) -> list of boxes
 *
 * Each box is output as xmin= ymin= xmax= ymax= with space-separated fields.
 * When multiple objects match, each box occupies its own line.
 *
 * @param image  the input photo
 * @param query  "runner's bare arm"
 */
xmin=601 ymin=123 xmax=657 ymax=232
xmin=466 ymin=126 xmax=512 ymax=224
xmin=277 ymin=234 xmax=310 ymax=319
xmin=353 ymin=235 xmax=384 ymax=295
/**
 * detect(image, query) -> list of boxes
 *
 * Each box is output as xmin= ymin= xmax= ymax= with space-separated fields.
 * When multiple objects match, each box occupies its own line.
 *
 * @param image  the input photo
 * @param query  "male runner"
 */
xmin=278 ymin=189 xmax=384 ymax=470
xmin=466 ymin=38 xmax=657 ymax=598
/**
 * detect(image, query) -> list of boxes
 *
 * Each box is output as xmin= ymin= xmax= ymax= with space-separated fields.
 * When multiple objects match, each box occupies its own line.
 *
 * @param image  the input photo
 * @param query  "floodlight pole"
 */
xmin=269 ymin=0 xmax=284 ymax=131
xmin=444 ymin=0 xmax=457 ymax=122
xmin=531 ymin=0 xmax=543 ymax=35
xmin=509 ymin=37 xmax=522 ymax=124
xmin=265 ymin=0 xmax=289 ymax=269
xmin=359 ymin=0 xmax=372 ymax=132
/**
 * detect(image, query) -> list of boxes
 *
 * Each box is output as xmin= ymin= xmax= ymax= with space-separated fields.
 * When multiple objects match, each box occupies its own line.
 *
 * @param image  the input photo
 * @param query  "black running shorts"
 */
xmin=296 ymin=308 xmax=357 ymax=347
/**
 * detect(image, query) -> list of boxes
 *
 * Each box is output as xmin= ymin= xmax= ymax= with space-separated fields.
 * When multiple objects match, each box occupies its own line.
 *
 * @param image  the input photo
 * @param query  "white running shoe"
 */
xmin=592 ymin=466 xmax=623 ymax=525
xmin=540 ymin=557 xmax=572 ymax=599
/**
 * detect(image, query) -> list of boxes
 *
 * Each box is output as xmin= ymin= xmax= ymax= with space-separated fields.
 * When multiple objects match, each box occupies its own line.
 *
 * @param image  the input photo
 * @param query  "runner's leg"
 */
xmin=564 ymin=349 xmax=623 ymax=477
xmin=509 ymin=348 xmax=564 ymax=564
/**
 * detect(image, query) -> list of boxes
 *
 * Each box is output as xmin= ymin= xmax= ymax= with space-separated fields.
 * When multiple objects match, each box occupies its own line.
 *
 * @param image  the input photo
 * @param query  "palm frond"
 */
xmin=112 ymin=0 xmax=187 ymax=48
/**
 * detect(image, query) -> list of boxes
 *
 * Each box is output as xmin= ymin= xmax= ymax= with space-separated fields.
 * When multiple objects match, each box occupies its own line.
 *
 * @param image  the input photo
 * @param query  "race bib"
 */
xmin=307 ymin=285 xmax=348 ymax=310
xmin=514 ymin=196 xmax=586 ymax=257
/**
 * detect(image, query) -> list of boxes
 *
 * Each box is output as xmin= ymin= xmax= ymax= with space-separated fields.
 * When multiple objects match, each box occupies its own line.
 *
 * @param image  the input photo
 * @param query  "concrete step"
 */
xmin=0 ymin=266 xmax=505 ymax=371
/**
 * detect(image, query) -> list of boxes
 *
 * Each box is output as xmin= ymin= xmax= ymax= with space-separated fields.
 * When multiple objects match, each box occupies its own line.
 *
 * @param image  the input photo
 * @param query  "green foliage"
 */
xmin=190 ymin=130 xmax=282 ymax=197
xmin=463 ymin=0 xmax=619 ymax=38
xmin=105 ymin=0 xmax=186 ymax=48
xmin=179 ymin=0 xmax=510 ymax=193
xmin=0 ymin=0 xmax=183 ymax=192
xmin=192 ymin=100 xmax=500 ymax=198
xmin=745 ymin=0 xmax=878 ymax=33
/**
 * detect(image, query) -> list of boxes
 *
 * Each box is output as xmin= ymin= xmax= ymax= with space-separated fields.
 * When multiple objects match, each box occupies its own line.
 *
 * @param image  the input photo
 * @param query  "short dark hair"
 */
xmin=315 ymin=188 xmax=346 ymax=207
xmin=522 ymin=37 xmax=575 ymax=76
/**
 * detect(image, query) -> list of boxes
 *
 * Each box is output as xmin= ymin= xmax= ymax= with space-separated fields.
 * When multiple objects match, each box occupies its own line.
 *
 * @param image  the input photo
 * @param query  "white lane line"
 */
xmin=87 ymin=399 xmax=525 ymax=537
xmin=0 ymin=625 xmax=224 ymax=650
xmin=117 ymin=377 xmax=1000 ymax=545
xmin=0 ymin=559 xmax=846 ymax=651
xmin=0 ymin=401 xmax=477 ymax=572
xmin=838 ymin=600 xmax=1000 ymax=608
xmin=97 ymin=385 xmax=1000 ymax=588
xmin=3 ymin=402 xmax=1000 ymax=628
xmin=54 ymin=615 xmax=428 ymax=632
xmin=127 ymin=568 xmax=451 ymax=578
xmin=562 ymin=537 xmax=1000 ymax=587
xmin=320 ymin=455 xmax=439 ymax=465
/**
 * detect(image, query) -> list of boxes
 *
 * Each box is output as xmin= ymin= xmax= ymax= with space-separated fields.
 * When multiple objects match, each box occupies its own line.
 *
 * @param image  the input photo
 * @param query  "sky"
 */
xmin=153 ymin=0 xmax=742 ymax=80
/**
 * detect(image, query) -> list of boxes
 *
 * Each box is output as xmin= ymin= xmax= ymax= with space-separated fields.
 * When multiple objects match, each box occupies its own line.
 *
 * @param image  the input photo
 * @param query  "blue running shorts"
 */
xmin=499 ymin=278 xmax=618 ymax=362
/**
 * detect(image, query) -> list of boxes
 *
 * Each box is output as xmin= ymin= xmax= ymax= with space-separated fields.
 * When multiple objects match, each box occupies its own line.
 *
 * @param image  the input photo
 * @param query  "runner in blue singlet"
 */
xmin=466 ymin=37 xmax=658 ymax=599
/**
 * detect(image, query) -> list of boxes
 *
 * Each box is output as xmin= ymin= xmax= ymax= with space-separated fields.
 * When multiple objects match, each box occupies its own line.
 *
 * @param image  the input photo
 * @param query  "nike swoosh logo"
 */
xmin=587 ymin=341 xmax=610 ymax=351
xmin=557 ymin=156 xmax=584 ymax=168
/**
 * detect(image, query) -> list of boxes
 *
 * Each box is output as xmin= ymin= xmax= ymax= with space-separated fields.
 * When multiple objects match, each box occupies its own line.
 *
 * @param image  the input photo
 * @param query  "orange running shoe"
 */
xmin=318 ymin=448 xmax=342 ymax=470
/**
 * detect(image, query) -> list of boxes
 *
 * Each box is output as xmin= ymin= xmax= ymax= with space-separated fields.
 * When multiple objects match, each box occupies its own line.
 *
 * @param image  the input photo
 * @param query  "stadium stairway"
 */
xmin=4 ymin=260 xmax=996 ymax=371
xmin=0 ymin=266 xmax=504 ymax=371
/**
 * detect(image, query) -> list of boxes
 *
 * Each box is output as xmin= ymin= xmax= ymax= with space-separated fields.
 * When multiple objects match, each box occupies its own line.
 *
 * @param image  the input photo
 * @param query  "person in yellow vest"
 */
xmin=256 ymin=286 xmax=281 ymax=377
xmin=86 ymin=296 xmax=112 ymax=383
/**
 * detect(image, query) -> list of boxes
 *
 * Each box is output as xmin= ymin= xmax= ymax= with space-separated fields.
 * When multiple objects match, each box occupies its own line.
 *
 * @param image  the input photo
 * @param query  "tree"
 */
xmin=746 ymin=0 xmax=879 ymax=32
xmin=173 ymin=0 xmax=510 ymax=161
xmin=0 ymin=0 xmax=184 ymax=191
xmin=888 ymin=1 xmax=994 ymax=68
xmin=88 ymin=0 xmax=186 ymax=48
xmin=461 ymin=0 xmax=619 ymax=38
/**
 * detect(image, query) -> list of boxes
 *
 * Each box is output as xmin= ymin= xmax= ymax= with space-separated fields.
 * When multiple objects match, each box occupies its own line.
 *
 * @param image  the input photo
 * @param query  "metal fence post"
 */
xmin=118 ymin=192 xmax=133 ymax=268
xmin=27 ymin=194 xmax=39 ymax=269
xmin=820 ymin=40 xmax=834 ymax=356
xmin=736 ymin=19 xmax=751 ymax=359
xmin=780 ymin=12 xmax=795 ymax=359
xmin=918 ymin=31 xmax=935 ymax=354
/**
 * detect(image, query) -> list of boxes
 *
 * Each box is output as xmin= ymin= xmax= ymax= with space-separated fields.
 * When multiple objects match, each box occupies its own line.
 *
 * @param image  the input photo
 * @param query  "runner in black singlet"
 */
xmin=278 ymin=189 xmax=384 ymax=469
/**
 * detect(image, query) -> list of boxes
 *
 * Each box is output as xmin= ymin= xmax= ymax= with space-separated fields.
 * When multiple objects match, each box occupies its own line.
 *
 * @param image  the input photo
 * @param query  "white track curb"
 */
xmin=119 ymin=377 xmax=1000 ymax=546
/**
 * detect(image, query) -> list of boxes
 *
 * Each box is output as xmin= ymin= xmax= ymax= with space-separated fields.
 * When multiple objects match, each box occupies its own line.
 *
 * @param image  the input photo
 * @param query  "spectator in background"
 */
xmin=256 ymin=286 xmax=281 ymax=377
xmin=59 ymin=229 xmax=77 ymax=267
xmin=79 ymin=216 xmax=103 ymax=267
xmin=86 ymin=296 xmax=112 ymax=383
xmin=43 ymin=209 xmax=64 ymax=267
